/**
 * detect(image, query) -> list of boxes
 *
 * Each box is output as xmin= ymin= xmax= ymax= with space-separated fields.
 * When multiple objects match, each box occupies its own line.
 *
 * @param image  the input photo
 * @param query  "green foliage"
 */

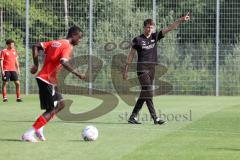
xmin=0 ymin=95 xmax=240 ymax=160
xmin=1 ymin=0 xmax=240 ymax=95
xmin=220 ymin=43 xmax=240 ymax=95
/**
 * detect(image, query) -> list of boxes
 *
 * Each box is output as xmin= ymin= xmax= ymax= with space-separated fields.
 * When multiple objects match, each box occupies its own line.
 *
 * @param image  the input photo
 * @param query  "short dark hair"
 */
xmin=6 ymin=39 xmax=14 ymax=45
xmin=143 ymin=19 xmax=155 ymax=27
xmin=67 ymin=26 xmax=83 ymax=38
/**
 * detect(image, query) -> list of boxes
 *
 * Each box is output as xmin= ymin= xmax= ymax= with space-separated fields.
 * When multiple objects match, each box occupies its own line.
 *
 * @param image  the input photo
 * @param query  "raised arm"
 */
xmin=123 ymin=48 xmax=137 ymax=80
xmin=161 ymin=12 xmax=190 ymax=36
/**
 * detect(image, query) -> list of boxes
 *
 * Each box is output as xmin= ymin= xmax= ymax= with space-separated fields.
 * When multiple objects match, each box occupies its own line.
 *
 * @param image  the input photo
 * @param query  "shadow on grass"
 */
xmin=0 ymin=138 xmax=22 ymax=142
xmin=63 ymin=121 xmax=128 ymax=125
xmin=209 ymin=147 xmax=240 ymax=152
xmin=1 ymin=120 xmax=129 ymax=125
xmin=1 ymin=120 xmax=35 ymax=123
xmin=68 ymin=139 xmax=86 ymax=142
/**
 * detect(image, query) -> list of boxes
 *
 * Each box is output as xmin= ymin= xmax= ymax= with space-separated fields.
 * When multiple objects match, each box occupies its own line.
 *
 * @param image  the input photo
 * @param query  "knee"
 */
xmin=2 ymin=82 xmax=7 ymax=86
xmin=57 ymin=100 xmax=65 ymax=111
xmin=15 ymin=81 xmax=20 ymax=86
xmin=46 ymin=108 xmax=54 ymax=113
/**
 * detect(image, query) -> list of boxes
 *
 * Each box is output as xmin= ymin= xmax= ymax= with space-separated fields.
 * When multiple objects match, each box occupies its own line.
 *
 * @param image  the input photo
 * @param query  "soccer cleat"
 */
xmin=22 ymin=134 xmax=38 ymax=143
xmin=154 ymin=118 xmax=166 ymax=125
xmin=3 ymin=98 xmax=8 ymax=102
xmin=128 ymin=117 xmax=141 ymax=124
xmin=16 ymin=98 xmax=23 ymax=102
xmin=35 ymin=128 xmax=46 ymax=141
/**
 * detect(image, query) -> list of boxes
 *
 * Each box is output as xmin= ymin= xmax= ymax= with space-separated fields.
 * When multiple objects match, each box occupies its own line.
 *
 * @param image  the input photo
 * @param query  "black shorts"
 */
xmin=2 ymin=71 xmax=18 ymax=81
xmin=36 ymin=78 xmax=63 ymax=111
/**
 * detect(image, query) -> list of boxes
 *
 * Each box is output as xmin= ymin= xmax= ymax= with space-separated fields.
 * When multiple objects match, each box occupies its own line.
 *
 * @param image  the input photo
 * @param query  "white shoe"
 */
xmin=35 ymin=127 xmax=46 ymax=141
xmin=22 ymin=134 xmax=38 ymax=143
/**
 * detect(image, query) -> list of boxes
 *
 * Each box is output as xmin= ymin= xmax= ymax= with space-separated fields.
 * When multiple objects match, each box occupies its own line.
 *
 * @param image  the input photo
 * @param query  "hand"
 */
xmin=79 ymin=74 xmax=86 ymax=80
xmin=180 ymin=12 xmax=190 ymax=22
xmin=2 ymin=71 xmax=6 ymax=80
xmin=30 ymin=65 xmax=38 ymax=74
xmin=76 ymin=73 xmax=86 ymax=80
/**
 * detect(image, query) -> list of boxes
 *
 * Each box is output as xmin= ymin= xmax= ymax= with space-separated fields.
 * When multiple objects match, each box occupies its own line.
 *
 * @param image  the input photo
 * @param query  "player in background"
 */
xmin=123 ymin=13 xmax=190 ymax=124
xmin=0 ymin=39 xmax=22 ymax=102
xmin=22 ymin=26 xmax=86 ymax=142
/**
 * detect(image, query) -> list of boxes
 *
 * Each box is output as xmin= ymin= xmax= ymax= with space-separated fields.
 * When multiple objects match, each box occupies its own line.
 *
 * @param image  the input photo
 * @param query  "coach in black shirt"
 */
xmin=123 ymin=13 xmax=190 ymax=124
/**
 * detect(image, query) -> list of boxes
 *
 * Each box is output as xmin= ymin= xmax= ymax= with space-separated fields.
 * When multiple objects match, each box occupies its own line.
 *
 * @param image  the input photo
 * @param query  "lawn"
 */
xmin=0 ymin=95 xmax=239 ymax=160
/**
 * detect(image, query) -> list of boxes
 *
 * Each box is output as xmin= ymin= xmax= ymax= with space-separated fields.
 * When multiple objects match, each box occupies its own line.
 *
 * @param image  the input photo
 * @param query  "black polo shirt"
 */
xmin=132 ymin=30 xmax=164 ymax=64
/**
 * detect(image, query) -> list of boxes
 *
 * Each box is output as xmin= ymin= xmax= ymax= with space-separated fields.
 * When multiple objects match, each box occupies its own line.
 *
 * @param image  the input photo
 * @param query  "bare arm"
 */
xmin=0 ymin=59 xmax=4 ymax=76
xmin=0 ymin=51 xmax=4 ymax=76
xmin=162 ymin=12 xmax=190 ymax=36
xmin=15 ymin=58 xmax=20 ymax=75
xmin=32 ymin=43 xmax=42 ymax=67
xmin=123 ymin=48 xmax=137 ymax=80
xmin=60 ymin=60 xmax=85 ymax=80
xmin=30 ymin=42 xmax=43 ymax=74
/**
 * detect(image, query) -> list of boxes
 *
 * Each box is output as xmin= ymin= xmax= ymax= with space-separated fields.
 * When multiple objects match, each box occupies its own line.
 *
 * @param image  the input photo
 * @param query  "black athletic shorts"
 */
xmin=36 ymin=78 xmax=63 ymax=111
xmin=2 ymin=71 xmax=18 ymax=81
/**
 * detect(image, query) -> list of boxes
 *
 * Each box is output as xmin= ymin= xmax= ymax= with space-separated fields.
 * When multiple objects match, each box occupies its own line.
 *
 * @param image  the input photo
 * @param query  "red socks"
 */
xmin=2 ymin=85 xmax=20 ymax=99
xmin=33 ymin=116 xmax=47 ymax=130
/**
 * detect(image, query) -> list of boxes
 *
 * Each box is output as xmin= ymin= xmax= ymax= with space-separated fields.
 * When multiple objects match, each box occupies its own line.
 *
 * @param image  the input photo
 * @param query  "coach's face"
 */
xmin=144 ymin=24 xmax=154 ymax=36
xmin=72 ymin=32 xmax=83 ymax=46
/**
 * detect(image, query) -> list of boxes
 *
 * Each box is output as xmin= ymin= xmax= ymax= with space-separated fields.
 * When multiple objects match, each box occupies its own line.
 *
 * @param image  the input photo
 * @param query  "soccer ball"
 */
xmin=82 ymin=125 xmax=98 ymax=141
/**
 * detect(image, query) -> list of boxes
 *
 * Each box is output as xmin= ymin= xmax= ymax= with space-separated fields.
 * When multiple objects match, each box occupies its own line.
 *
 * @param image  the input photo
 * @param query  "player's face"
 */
xmin=7 ymin=43 xmax=14 ymax=49
xmin=144 ymin=24 xmax=154 ymax=36
xmin=72 ymin=32 xmax=83 ymax=46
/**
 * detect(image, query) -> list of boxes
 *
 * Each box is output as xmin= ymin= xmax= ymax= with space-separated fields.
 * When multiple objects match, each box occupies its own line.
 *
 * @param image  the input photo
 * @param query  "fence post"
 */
xmin=152 ymin=0 xmax=156 ymax=23
xmin=25 ymin=0 xmax=30 ymax=95
xmin=0 ymin=7 xmax=3 ymax=36
xmin=64 ymin=0 xmax=69 ymax=31
xmin=153 ymin=0 xmax=156 ymax=94
xmin=216 ymin=0 xmax=220 ymax=96
xmin=88 ymin=0 xmax=93 ymax=95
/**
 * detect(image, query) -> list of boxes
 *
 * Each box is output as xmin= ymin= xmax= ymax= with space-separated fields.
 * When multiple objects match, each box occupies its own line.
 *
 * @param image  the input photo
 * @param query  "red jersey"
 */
xmin=0 ymin=48 xmax=18 ymax=71
xmin=37 ymin=39 xmax=73 ymax=85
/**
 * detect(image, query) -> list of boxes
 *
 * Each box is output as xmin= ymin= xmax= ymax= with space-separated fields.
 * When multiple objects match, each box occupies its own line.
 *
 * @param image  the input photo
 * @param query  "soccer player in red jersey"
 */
xmin=0 ymin=39 xmax=22 ymax=102
xmin=22 ymin=26 xmax=85 ymax=142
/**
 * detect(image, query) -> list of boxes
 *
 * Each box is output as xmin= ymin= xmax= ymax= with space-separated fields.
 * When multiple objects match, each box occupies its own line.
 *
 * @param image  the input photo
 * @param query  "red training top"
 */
xmin=0 ymin=48 xmax=18 ymax=71
xmin=37 ymin=39 xmax=73 ymax=85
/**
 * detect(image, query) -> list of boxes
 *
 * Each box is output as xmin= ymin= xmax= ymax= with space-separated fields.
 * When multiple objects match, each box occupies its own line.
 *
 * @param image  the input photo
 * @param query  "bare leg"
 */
xmin=14 ymin=80 xmax=21 ymax=100
xmin=2 ymin=81 xmax=8 ymax=101
xmin=42 ymin=100 xmax=65 ymax=121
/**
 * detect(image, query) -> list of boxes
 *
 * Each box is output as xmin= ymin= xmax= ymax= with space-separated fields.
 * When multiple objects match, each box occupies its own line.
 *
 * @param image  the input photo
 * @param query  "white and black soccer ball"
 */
xmin=82 ymin=125 xmax=98 ymax=141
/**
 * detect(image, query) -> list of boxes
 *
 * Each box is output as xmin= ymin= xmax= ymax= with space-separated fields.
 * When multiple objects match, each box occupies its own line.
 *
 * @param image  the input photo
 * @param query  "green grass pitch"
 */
xmin=0 ymin=95 xmax=239 ymax=160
